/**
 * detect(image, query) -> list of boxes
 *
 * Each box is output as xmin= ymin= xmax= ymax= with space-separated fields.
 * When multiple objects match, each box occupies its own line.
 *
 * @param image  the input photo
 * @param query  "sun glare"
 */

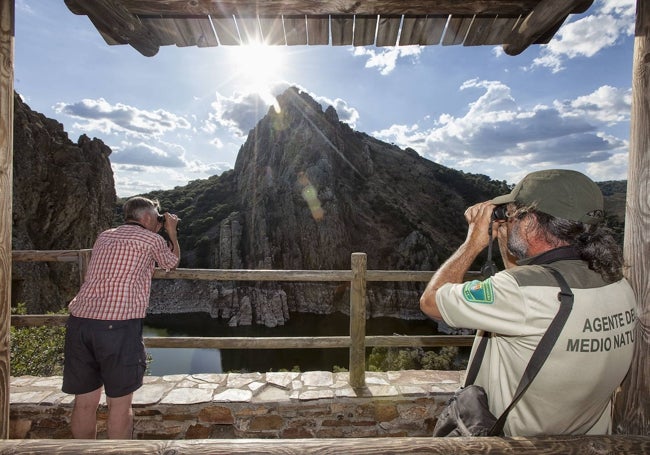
xmin=234 ymin=42 xmax=286 ymax=111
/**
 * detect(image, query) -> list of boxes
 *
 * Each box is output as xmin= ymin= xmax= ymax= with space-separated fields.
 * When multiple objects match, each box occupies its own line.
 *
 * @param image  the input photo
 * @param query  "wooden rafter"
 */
xmin=63 ymin=0 xmax=593 ymax=56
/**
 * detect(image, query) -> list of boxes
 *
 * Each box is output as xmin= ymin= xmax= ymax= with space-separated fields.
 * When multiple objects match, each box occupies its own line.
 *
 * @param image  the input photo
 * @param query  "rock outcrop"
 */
xmin=147 ymin=87 xmax=510 ymax=325
xmin=11 ymin=87 xmax=626 ymax=327
xmin=12 ymin=93 xmax=116 ymax=313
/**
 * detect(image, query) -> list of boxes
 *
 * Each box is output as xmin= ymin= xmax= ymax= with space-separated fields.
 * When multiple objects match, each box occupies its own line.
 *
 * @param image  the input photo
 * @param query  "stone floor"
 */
xmin=10 ymin=370 xmax=464 ymax=406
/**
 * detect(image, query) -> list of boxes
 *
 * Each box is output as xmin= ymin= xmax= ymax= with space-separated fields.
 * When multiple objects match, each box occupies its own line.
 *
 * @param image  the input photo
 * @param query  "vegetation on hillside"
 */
xmin=116 ymin=171 xmax=238 ymax=268
xmin=10 ymin=303 xmax=66 ymax=376
xmin=115 ymin=171 xmax=627 ymax=273
xmin=597 ymin=180 xmax=627 ymax=196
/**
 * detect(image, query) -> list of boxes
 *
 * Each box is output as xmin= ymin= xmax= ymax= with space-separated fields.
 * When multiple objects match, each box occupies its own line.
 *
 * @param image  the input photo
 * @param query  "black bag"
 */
xmin=432 ymin=267 xmax=574 ymax=438
xmin=431 ymin=384 xmax=499 ymax=437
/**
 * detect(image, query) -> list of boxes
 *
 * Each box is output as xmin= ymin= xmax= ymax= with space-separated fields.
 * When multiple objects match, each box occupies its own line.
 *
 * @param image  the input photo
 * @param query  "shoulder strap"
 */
xmin=464 ymin=331 xmax=489 ymax=386
xmin=488 ymin=266 xmax=574 ymax=435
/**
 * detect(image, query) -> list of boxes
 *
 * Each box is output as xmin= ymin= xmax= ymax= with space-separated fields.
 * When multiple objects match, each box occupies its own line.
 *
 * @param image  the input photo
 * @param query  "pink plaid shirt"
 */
xmin=68 ymin=224 xmax=179 ymax=320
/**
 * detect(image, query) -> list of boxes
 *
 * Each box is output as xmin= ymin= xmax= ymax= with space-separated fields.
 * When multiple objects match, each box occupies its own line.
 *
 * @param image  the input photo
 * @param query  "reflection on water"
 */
xmin=143 ymin=312 xmax=440 ymax=375
xmin=143 ymin=326 xmax=223 ymax=376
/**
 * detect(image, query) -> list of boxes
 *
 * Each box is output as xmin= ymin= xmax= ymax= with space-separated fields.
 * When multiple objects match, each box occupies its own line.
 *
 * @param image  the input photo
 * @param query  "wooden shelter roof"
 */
xmin=64 ymin=0 xmax=594 ymax=57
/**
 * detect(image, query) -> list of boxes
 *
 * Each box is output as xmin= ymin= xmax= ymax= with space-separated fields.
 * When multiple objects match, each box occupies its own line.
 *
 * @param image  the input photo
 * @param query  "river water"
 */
xmin=143 ymin=312 xmax=442 ymax=375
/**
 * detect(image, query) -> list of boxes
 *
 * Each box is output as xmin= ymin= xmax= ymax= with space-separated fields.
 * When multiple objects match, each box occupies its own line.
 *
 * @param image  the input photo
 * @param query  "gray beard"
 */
xmin=507 ymin=228 xmax=528 ymax=260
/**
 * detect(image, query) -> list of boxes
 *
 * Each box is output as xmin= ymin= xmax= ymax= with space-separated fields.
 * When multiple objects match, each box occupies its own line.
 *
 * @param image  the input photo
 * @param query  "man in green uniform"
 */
xmin=420 ymin=169 xmax=636 ymax=436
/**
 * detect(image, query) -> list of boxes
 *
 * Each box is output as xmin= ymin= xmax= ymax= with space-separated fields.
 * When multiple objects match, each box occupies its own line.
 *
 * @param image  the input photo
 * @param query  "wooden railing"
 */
xmin=9 ymin=250 xmax=650 ymax=451
xmin=2 ymin=435 xmax=650 ymax=454
xmin=11 ymin=250 xmax=475 ymax=387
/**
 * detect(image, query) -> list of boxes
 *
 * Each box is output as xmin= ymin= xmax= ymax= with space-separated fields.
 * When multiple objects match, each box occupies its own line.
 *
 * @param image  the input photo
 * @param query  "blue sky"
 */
xmin=14 ymin=0 xmax=635 ymax=197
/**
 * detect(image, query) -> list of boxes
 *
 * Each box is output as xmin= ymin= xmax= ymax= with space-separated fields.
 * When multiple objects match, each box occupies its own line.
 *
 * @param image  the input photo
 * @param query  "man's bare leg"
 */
xmin=71 ymin=387 xmax=102 ymax=438
xmin=106 ymin=393 xmax=134 ymax=439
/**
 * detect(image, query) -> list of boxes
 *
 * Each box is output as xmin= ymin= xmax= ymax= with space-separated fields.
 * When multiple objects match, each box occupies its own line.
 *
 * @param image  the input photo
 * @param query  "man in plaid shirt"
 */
xmin=62 ymin=196 xmax=180 ymax=439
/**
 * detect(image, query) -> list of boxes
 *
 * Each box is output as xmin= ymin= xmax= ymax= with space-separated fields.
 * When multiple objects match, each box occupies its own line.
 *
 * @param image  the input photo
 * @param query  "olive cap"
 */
xmin=490 ymin=169 xmax=604 ymax=224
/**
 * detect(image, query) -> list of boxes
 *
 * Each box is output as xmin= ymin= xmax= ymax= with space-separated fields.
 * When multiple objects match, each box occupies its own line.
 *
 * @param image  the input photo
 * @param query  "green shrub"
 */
xmin=10 ymin=303 xmax=66 ymax=376
xmin=367 ymin=346 xmax=461 ymax=372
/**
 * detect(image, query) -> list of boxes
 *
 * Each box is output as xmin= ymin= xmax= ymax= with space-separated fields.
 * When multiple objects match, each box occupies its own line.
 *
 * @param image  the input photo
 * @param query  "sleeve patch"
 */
xmin=462 ymin=279 xmax=495 ymax=304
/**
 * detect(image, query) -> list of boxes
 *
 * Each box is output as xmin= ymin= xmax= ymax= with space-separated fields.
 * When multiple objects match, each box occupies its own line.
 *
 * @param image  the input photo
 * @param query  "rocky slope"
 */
xmin=12 ymin=87 xmax=625 ymax=326
xmin=146 ymin=87 xmax=510 ymax=326
xmin=12 ymin=92 xmax=116 ymax=313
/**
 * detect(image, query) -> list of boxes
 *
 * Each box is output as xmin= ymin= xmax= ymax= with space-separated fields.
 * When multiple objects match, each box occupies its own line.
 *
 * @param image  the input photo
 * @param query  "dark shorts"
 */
xmin=62 ymin=315 xmax=146 ymax=398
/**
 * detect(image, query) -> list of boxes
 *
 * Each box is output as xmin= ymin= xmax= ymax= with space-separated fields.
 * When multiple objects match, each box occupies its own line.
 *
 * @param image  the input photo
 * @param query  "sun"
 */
xmin=232 ymin=42 xmax=286 ymax=109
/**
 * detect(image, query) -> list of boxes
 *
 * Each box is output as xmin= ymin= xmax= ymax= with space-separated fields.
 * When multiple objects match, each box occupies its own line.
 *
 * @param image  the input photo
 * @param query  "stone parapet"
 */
xmin=9 ymin=370 xmax=462 ymax=439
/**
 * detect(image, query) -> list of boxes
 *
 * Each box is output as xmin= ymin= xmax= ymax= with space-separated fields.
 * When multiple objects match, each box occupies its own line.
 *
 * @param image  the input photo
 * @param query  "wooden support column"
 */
xmin=349 ymin=252 xmax=367 ymax=388
xmin=0 ymin=0 xmax=13 ymax=440
xmin=613 ymin=0 xmax=650 ymax=436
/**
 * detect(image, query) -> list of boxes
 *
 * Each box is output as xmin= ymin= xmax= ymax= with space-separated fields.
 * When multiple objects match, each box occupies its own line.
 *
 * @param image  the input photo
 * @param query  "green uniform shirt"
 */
xmin=436 ymin=257 xmax=636 ymax=436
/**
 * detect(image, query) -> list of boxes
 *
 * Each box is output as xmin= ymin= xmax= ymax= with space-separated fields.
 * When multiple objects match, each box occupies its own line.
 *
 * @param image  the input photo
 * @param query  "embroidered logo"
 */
xmin=462 ymin=279 xmax=495 ymax=304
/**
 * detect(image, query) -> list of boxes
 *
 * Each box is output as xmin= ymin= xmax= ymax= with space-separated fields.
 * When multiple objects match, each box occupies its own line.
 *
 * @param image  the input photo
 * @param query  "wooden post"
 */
xmin=0 ymin=0 xmax=13 ymax=440
xmin=613 ymin=0 xmax=650 ymax=436
xmin=349 ymin=252 xmax=367 ymax=388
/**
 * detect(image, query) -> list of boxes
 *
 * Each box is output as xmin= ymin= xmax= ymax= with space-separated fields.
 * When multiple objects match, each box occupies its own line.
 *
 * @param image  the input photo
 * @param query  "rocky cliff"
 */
xmin=12 ymin=92 xmax=116 ymax=313
xmin=146 ymin=87 xmax=510 ymax=326
xmin=12 ymin=87 xmax=624 ymax=327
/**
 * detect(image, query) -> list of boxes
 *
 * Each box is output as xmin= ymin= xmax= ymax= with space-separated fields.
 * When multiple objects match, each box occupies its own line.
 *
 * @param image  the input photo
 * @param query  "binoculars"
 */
xmin=492 ymin=205 xmax=508 ymax=221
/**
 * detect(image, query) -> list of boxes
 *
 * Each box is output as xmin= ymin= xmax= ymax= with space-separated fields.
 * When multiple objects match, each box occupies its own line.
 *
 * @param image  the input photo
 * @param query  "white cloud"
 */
xmin=209 ymin=90 xmax=280 ymax=138
xmin=531 ymin=0 xmax=635 ymax=72
xmin=373 ymin=123 xmax=427 ymax=149
xmin=310 ymin=94 xmax=360 ymax=129
xmin=586 ymin=151 xmax=629 ymax=181
xmin=184 ymin=160 xmax=231 ymax=175
xmin=209 ymin=137 xmax=224 ymax=149
xmin=372 ymin=79 xmax=629 ymax=182
xmin=208 ymin=84 xmax=361 ymax=135
xmin=16 ymin=0 xmax=35 ymax=15
xmin=554 ymin=85 xmax=631 ymax=124
xmin=53 ymin=98 xmax=191 ymax=137
xmin=352 ymin=46 xmax=422 ymax=75
xmin=111 ymin=141 xmax=186 ymax=167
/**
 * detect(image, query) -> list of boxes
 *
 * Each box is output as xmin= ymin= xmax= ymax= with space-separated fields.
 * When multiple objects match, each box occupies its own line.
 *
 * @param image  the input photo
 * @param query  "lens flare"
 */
xmin=298 ymin=172 xmax=324 ymax=221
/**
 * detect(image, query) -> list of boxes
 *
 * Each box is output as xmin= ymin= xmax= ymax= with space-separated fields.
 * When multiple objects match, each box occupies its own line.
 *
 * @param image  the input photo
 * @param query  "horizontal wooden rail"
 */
xmin=12 ymin=250 xmax=481 ymax=282
xmin=11 ymin=250 xmax=474 ymax=387
xmin=0 ymin=435 xmax=648 ymax=454
xmin=11 ymin=315 xmax=68 ymax=327
xmin=144 ymin=335 xmax=475 ymax=349
xmin=10 ymin=316 xmax=474 ymax=348
xmin=153 ymin=268 xmax=353 ymax=281
xmin=11 ymin=249 xmax=91 ymax=263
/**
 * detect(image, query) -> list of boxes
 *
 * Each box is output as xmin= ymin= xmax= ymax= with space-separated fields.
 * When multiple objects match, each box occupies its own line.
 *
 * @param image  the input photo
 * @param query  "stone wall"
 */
xmin=9 ymin=370 xmax=462 ymax=439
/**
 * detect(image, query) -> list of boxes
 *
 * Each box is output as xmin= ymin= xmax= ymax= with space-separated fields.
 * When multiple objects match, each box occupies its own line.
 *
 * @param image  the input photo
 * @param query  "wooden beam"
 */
xmin=11 ymin=249 xmax=87 ymax=263
xmin=442 ymin=15 xmax=473 ymax=45
xmin=107 ymin=0 xmax=592 ymax=17
xmin=375 ymin=15 xmax=401 ymax=47
xmin=502 ymin=0 xmax=590 ymax=55
xmin=284 ymin=15 xmax=308 ymax=45
xmin=349 ymin=253 xmax=367 ymax=388
xmin=0 ymin=435 xmax=649 ymax=454
xmin=0 ymin=0 xmax=13 ymax=440
xmin=143 ymin=335 xmax=474 ymax=349
xmin=61 ymin=0 xmax=596 ymax=55
xmin=8 ymin=316 xmax=477 ymax=348
xmin=352 ymin=15 xmax=378 ymax=46
xmin=306 ymin=15 xmax=328 ymax=45
xmin=64 ymin=0 xmax=159 ymax=56
xmin=613 ymin=0 xmax=650 ymax=436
